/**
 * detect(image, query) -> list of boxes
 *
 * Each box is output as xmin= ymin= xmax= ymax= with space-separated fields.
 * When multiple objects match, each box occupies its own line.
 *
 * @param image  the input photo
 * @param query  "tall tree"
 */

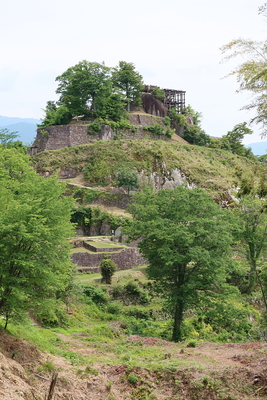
xmin=0 ymin=149 xmax=74 ymax=327
xmin=125 ymin=186 xmax=234 ymax=342
xmin=56 ymin=61 xmax=111 ymax=117
xmin=221 ymin=36 xmax=267 ymax=136
xmin=236 ymin=195 xmax=267 ymax=296
xmin=112 ymin=61 xmax=144 ymax=112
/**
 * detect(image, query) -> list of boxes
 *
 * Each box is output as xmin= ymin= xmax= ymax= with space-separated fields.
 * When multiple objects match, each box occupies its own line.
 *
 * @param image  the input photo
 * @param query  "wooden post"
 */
xmin=46 ymin=373 xmax=58 ymax=400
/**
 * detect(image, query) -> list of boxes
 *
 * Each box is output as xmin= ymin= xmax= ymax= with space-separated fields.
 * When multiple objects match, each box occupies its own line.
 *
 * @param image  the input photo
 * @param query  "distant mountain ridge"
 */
xmin=0 ymin=115 xmax=41 ymax=144
xmin=245 ymin=141 xmax=267 ymax=156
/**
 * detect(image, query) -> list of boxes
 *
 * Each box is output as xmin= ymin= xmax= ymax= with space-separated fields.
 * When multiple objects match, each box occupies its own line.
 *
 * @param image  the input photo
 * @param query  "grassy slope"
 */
xmin=13 ymin=140 xmax=264 ymax=398
xmin=32 ymin=139 xmax=257 ymax=200
xmin=3 ymin=266 xmax=265 ymax=399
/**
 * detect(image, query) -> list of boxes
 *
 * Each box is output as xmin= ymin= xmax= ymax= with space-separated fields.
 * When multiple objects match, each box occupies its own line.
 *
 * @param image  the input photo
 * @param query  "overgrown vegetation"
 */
xmin=40 ymin=60 xmax=144 ymax=125
xmin=0 ymin=149 xmax=74 ymax=329
xmin=32 ymin=139 xmax=259 ymax=199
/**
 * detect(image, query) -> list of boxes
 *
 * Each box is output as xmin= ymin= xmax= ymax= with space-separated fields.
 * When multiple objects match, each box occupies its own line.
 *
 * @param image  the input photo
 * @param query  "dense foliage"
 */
xmin=221 ymin=9 xmax=267 ymax=136
xmin=125 ymin=186 xmax=235 ymax=341
xmin=41 ymin=60 xmax=144 ymax=125
xmin=100 ymin=258 xmax=117 ymax=284
xmin=0 ymin=149 xmax=74 ymax=328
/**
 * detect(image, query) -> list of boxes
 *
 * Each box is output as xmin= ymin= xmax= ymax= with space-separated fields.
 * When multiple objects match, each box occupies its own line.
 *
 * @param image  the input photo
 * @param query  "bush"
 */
xmin=168 ymin=107 xmax=187 ymax=126
xmin=100 ymin=258 xmax=117 ymax=284
xmin=83 ymin=285 xmax=109 ymax=305
xmin=128 ymin=373 xmax=138 ymax=384
xmin=183 ymin=124 xmax=210 ymax=146
xmin=88 ymin=122 xmax=102 ymax=135
xmin=111 ymin=281 xmax=150 ymax=305
xmin=124 ymin=306 xmax=152 ymax=320
xmin=107 ymin=301 xmax=123 ymax=315
xmin=34 ymin=299 xmax=68 ymax=327
xmin=151 ymin=87 xmax=166 ymax=102
xmin=144 ymin=123 xmax=175 ymax=138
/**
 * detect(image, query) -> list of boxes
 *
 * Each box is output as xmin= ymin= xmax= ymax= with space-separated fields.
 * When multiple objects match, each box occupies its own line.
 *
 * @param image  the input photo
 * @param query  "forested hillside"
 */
xmin=2 ymin=49 xmax=267 ymax=400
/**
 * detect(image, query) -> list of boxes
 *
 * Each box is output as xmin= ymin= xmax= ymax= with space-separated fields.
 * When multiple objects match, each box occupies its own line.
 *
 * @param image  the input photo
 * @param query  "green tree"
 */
xmin=183 ymin=104 xmax=203 ymax=126
xmin=0 ymin=128 xmax=19 ymax=146
xmin=40 ymin=101 xmax=72 ymax=126
xmin=96 ymin=93 xmax=126 ymax=122
xmin=168 ymin=107 xmax=187 ymax=126
xmin=100 ymin=258 xmax=117 ymax=284
xmin=117 ymin=167 xmax=139 ymax=194
xmin=125 ymin=186 xmax=234 ymax=342
xmin=56 ymin=60 xmax=111 ymax=117
xmin=183 ymin=124 xmax=211 ymax=146
xmin=221 ymin=35 xmax=267 ymax=136
xmin=151 ymin=86 xmax=166 ymax=102
xmin=112 ymin=61 xmax=144 ymax=112
xmin=220 ymin=122 xmax=253 ymax=157
xmin=0 ymin=149 xmax=74 ymax=328
xmin=236 ymin=195 xmax=267 ymax=297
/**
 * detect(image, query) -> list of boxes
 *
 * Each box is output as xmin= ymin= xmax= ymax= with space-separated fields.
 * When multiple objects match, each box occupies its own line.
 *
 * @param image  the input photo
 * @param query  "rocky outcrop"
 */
xmin=139 ymin=165 xmax=196 ymax=191
xmin=141 ymin=93 xmax=168 ymax=117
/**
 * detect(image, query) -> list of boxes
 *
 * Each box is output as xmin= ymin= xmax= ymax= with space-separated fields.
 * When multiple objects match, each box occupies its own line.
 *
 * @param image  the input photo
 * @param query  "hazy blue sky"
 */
xmin=0 ymin=0 xmax=265 ymax=144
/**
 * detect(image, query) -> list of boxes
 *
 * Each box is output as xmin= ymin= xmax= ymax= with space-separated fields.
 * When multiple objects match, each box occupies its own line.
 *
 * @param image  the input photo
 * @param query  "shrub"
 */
xmin=112 ymin=281 xmax=150 ymax=305
xmin=34 ymin=299 xmax=68 ymax=327
xmin=168 ymin=107 xmax=187 ymax=126
xmin=151 ymin=87 xmax=166 ymax=102
xmin=163 ymin=116 xmax=171 ymax=127
xmin=124 ymin=306 xmax=152 ymax=320
xmin=107 ymin=301 xmax=122 ymax=315
xmin=88 ymin=122 xmax=102 ymax=135
xmin=144 ymin=123 xmax=175 ymax=138
xmin=100 ymin=258 xmax=117 ymax=284
xmin=83 ymin=285 xmax=109 ymax=305
xmin=183 ymin=124 xmax=211 ymax=146
xmin=128 ymin=373 xmax=138 ymax=384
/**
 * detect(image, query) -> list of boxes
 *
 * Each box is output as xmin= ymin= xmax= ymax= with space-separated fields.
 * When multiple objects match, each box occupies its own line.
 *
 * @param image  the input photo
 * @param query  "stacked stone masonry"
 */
xmin=72 ymin=247 xmax=146 ymax=272
xmin=30 ymin=114 xmax=183 ymax=154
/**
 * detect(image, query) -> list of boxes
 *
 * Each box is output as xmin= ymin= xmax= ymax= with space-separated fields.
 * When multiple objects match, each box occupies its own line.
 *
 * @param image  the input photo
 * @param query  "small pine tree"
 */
xmin=100 ymin=258 xmax=117 ymax=284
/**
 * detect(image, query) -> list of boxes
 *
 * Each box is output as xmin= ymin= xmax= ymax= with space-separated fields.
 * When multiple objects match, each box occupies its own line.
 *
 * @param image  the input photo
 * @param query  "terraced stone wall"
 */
xmin=72 ymin=247 xmax=146 ymax=272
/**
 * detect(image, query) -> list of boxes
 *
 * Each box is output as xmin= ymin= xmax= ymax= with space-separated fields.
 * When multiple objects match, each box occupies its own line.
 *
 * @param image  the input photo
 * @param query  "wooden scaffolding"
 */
xmin=163 ymin=89 xmax=186 ymax=113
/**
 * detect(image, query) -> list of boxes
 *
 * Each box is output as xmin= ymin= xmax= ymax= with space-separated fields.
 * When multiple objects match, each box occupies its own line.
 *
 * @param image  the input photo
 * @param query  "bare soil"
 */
xmin=1 ymin=330 xmax=267 ymax=400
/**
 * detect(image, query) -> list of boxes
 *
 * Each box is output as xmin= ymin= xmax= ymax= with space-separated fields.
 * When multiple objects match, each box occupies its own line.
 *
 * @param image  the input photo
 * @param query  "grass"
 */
xmin=75 ymin=265 xmax=148 ymax=285
xmin=32 ymin=139 xmax=259 ymax=198
xmin=83 ymin=241 xmax=125 ymax=249
xmin=7 ymin=319 xmax=206 ymax=370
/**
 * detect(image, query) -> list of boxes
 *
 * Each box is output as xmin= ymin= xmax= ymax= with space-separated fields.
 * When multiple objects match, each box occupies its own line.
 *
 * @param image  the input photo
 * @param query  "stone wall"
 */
xmin=30 ymin=115 xmax=176 ymax=154
xmin=72 ymin=247 xmax=146 ymax=271
xmin=31 ymin=124 xmax=114 ymax=153
xmin=82 ymin=241 xmax=124 ymax=253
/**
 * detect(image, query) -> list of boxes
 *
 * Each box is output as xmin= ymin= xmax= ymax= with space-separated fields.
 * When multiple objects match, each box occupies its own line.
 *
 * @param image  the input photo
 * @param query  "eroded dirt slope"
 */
xmin=1 ymin=331 xmax=267 ymax=399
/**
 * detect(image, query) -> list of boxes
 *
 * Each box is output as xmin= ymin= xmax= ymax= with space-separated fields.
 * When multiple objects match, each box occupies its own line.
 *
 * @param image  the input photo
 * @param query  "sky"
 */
xmin=0 ymin=0 xmax=266 ymax=144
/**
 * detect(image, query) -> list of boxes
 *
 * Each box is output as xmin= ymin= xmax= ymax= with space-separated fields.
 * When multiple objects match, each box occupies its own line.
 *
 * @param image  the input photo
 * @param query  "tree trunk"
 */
xmin=246 ymin=259 xmax=257 ymax=295
xmin=172 ymin=301 xmax=184 ymax=342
